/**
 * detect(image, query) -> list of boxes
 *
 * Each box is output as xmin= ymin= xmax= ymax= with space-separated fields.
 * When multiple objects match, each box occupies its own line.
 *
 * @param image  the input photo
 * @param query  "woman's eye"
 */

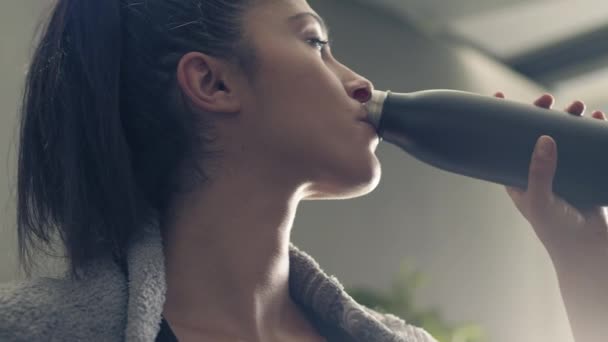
xmin=306 ymin=37 xmax=330 ymax=51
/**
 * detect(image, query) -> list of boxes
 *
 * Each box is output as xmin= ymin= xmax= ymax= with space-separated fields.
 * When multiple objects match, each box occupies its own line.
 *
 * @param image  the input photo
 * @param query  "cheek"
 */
xmin=248 ymin=49 xmax=374 ymax=172
xmin=256 ymin=60 xmax=355 ymax=142
xmin=258 ymin=43 xmax=343 ymax=101
xmin=254 ymin=58 xmax=346 ymax=133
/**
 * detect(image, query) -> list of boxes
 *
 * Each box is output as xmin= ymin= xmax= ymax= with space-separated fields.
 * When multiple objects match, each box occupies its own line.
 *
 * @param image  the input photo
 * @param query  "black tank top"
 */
xmin=154 ymin=311 xmax=351 ymax=342
xmin=155 ymin=315 xmax=178 ymax=342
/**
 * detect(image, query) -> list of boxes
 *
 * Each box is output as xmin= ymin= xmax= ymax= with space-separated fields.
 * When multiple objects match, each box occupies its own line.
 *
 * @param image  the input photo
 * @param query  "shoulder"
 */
xmin=0 ymin=260 xmax=128 ymax=342
xmin=0 ymin=277 xmax=73 ymax=341
xmin=361 ymin=306 xmax=438 ymax=342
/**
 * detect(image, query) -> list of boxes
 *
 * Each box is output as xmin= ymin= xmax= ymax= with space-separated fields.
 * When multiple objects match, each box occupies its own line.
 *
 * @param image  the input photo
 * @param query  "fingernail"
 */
xmin=593 ymin=111 xmax=606 ymax=119
xmin=535 ymin=136 xmax=554 ymax=159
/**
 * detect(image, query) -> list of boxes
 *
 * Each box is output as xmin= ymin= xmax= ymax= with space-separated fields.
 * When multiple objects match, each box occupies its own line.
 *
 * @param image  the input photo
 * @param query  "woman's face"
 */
xmin=227 ymin=0 xmax=381 ymax=199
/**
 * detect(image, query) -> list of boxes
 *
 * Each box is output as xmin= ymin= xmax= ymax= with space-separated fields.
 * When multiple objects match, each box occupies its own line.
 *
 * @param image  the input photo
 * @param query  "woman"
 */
xmin=1 ymin=0 xmax=607 ymax=341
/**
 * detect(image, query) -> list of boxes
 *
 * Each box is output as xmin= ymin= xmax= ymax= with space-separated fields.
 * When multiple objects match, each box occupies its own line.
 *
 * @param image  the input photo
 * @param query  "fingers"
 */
xmin=528 ymin=136 xmax=557 ymax=208
xmin=534 ymin=94 xmax=554 ymax=109
xmin=565 ymin=100 xmax=585 ymax=116
xmin=506 ymin=185 xmax=524 ymax=198
xmin=494 ymin=92 xmax=597 ymax=120
xmin=592 ymin=110 xmax=607 ymax=120
xmin=497 ymin=92 xmax=606 ymax=222
xmin=494 ymin=92 xmax=556 ymax=109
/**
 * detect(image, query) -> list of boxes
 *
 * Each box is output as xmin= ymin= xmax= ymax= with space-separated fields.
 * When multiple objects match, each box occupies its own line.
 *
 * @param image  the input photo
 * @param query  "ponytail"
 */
xmin=18 ymin=0 xmax=138 ymax=279
xmin=18 ymin=0 xmax=255 ymax=280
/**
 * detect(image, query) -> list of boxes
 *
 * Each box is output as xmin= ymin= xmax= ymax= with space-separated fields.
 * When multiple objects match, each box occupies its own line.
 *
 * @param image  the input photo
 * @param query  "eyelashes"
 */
xmin=306 ymin=37 xmax=330 ymax=51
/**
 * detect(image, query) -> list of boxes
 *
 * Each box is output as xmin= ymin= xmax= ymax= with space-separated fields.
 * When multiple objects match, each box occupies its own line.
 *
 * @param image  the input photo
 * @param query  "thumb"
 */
xmin=527 ymin=136 xmax=557 ymax=207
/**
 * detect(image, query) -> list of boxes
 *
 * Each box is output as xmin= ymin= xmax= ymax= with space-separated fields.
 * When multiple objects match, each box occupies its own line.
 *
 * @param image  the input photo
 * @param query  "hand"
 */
xmin=494 ymin=92 xmax=608 ymax=263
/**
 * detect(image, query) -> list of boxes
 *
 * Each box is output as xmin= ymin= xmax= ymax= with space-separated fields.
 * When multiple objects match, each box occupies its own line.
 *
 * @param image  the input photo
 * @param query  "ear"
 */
xmin=176 ymin=51 xmax=241 ymax=114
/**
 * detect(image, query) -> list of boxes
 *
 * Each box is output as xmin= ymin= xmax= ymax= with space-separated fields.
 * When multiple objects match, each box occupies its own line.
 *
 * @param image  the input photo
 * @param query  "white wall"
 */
xmin=0 ymin=0 xmax=55 ymax=282
xmin=0 ymin=1 xmax=574 ymax=342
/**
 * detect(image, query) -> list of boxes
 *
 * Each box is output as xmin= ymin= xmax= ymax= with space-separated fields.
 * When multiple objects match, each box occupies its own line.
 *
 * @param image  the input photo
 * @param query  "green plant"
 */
xmin=346 ymin=260 xmax=485 ymax=342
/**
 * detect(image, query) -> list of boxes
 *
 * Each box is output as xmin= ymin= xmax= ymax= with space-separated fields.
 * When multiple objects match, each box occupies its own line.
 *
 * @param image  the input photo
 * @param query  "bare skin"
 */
xmin=498 ymin=92 xmax=608 ymax=342
xmin=161 ymin=0 xmax=377 ymax=341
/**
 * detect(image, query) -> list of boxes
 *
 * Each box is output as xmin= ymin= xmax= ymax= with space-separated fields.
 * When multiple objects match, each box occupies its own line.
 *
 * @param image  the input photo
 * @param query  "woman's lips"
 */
xmin=358 ymin=118 xmax=376 ymax=129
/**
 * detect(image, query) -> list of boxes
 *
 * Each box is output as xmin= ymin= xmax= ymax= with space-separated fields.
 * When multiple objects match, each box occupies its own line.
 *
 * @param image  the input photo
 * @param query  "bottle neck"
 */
xmin=364 ymin=90 xmax=389 ymax=129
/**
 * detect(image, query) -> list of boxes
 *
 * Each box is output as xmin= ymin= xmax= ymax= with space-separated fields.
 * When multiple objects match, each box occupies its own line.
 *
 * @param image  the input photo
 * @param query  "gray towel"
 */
xmin=0 ymin=223 xmax=436 ymax=342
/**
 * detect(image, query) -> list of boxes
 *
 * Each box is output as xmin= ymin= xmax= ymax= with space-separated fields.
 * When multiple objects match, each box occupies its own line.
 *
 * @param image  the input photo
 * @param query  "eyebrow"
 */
xmin=288 ymin=12 xmax=331 ymax=37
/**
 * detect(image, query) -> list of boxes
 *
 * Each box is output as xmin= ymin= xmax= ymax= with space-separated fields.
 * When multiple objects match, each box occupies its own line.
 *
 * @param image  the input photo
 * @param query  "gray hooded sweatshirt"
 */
xmin=0 ymin=224 xmax=436 ymax=342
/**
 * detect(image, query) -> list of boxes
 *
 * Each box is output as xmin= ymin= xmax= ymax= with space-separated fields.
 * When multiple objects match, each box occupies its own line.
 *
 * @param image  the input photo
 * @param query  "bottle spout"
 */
xmin=364 ymin=90 xmax=388 ymax=130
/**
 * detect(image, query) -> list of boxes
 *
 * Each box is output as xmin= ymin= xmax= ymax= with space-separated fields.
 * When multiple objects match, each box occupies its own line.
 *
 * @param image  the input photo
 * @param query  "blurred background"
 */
xmin=2 ymin=0 xmax=607 ymax=341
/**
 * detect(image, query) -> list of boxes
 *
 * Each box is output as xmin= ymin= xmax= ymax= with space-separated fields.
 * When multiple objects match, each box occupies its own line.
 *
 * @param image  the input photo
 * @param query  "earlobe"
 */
xmin=176 ymin=51 xmax=241 ymax=114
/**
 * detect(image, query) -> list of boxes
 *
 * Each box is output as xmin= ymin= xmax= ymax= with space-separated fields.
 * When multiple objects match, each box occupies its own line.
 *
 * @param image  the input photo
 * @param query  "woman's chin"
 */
xmin=305 ymin=155 xmax=382 ymax=200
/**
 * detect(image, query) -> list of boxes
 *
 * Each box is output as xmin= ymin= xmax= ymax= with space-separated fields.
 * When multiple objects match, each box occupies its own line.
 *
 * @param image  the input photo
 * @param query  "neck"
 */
xmin=161 ymin=164 xmax=313 ymax=340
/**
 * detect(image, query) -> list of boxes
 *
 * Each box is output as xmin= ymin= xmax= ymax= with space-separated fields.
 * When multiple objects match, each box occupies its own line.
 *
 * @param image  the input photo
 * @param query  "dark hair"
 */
xmin=17 ymin=0 xmax=256 ymax=280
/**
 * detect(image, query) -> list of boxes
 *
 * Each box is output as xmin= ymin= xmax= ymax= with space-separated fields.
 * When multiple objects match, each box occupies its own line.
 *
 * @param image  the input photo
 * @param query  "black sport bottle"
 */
xmin=365 ymin=89 xmax=608 ymax=210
